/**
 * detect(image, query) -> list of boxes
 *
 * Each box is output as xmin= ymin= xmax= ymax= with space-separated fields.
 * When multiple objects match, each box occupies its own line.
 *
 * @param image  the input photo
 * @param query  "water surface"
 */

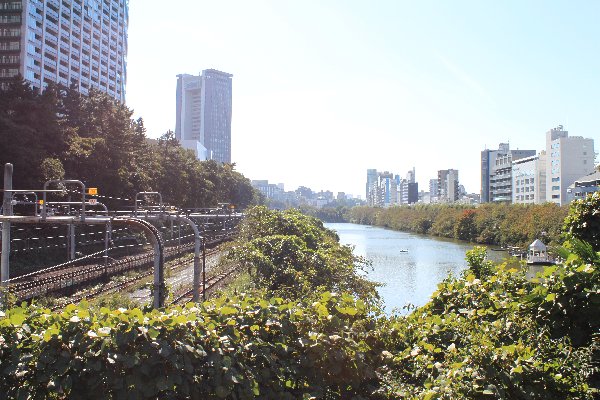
xmin=325 ymin=223 xmax=507 ymax=313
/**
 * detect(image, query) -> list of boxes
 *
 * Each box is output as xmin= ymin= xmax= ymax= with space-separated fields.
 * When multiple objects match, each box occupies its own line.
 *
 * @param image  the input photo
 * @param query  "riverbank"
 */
xmin=347 ymin=203 xmax=568 ymax=249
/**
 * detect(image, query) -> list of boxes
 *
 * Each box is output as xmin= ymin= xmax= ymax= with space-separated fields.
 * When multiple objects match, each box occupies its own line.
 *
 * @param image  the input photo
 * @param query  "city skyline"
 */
xmin=126 ymin=1 xmax=600 ymax=196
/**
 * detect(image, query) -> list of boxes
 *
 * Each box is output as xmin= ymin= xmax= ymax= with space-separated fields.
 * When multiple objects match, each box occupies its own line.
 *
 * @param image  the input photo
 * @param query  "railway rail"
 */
xmin=170 ymin=263 xmax=241 ymax=305
xmin=8 ymin=235 xmax=231 ymax=302
xmin=50 ymin=247 xmax=225 ymax=310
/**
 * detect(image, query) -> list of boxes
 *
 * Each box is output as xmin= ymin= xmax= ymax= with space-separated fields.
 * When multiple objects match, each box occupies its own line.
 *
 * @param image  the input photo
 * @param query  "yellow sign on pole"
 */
xmin=87 ymin=188 xmax=98 ymax=195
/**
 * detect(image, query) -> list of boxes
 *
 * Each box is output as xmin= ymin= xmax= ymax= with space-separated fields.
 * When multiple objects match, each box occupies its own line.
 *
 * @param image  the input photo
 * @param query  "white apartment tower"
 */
xmin=175 ymin=69 xmax=233 ymax=163
xmin=545 ymin=125 xmax=595 ymax=205
xmin=0 ymin=0 xmax=128 ymax=101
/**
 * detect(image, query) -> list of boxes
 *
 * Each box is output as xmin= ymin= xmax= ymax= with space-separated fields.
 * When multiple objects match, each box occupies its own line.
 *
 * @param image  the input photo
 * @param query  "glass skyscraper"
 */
xmin=0 ymin=0 xmax=128 ymax=102
xmin=175 ymin=69 xmax=233 ymax=164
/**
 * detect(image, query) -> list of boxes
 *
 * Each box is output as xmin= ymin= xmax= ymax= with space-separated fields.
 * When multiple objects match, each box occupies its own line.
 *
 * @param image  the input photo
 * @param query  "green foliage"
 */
xmin=454 ymin=209 xmax=477 ymax=242
xmin=378 ymin=259 xmax=597 ymax=399
xmin=563 ymin=192 xmax=600 ymax=251
xmin=465 ymin=246 xmax=495 ymax=279
xmin=299 ymin=205 xmax=351 ymax=223
xmin=230 ymin=207 xmax=379 ymax=304
xmin=527 ymin=239 xmax=600 ymax=347
xmin=0 ymin=294 xmax=383 ymax=399
xmin=0 ymin=79 xmax=258 ymax=209
xmin=348 ymin=203 xmax=568 ymax=248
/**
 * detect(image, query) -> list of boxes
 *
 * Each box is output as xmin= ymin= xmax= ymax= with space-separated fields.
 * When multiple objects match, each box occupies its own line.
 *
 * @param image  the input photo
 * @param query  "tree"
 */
xmin=454 ymin=209 xmax=477 ymax=241
xmin=563 ymin=191 xmax=600 ymax=251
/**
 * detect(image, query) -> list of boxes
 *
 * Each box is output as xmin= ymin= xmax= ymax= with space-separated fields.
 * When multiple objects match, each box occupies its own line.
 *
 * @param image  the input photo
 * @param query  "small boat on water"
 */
xmin=399 ymin=249 xmax=409 ymax=253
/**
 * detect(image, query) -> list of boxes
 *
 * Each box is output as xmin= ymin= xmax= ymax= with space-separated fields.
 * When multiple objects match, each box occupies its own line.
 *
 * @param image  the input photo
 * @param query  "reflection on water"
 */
xmin=326 ymin=223 xmax=508 ymax=314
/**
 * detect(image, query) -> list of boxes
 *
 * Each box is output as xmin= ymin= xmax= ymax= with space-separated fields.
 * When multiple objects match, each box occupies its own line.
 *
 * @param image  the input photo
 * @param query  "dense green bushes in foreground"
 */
xmin=349 ymin=203 xmax=568 ymax=248
xmin=1 ymin=201 xmax=600 ymax=398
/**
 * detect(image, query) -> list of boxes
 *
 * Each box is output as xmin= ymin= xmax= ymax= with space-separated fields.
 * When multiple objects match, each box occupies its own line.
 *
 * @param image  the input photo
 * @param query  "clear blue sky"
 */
xmin=126 ymin=1 xmax=600 ymax=197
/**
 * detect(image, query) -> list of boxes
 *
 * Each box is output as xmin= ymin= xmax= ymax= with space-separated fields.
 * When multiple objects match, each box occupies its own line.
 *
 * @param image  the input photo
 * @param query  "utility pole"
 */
xmin=1 ymin=163 xmax=13 ymax=286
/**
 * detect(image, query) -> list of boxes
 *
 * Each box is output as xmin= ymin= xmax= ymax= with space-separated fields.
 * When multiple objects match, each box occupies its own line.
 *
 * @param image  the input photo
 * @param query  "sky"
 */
xmin=126 ymin=1 xmax=600 ymax=198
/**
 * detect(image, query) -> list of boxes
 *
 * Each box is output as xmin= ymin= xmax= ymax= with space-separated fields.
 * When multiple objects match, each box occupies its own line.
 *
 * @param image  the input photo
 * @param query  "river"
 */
xmin=325 ymin=223 xmax=508 ymax=314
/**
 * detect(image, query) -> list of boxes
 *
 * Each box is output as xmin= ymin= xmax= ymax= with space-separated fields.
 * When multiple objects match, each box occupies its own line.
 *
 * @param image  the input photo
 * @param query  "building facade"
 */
xmin=512 ymin=152 xmax=546 ymax=204
xmin=366 ymin=169 xmax=378 ymax=202
xmin=481 ymin=143 xmax=509 ymax=203
xmin=489 ymin=149 xmax=536 ymax=203
xmin=545 ymin=125 xmax=595 ymax=205
xmin=175 ymin=69 xmax=233 ymax=163
xmin=437 ymin=169 xmax=459 ymax=203
xmin=482 ymin=143 xmax=535 ymax=203
xmin=0 ymin=0 xmax=128 ymax=101
xmin=566 ymin=172 xmax=600 ymax=203
xmin=428 ymin=179 xmax=438 ymax=203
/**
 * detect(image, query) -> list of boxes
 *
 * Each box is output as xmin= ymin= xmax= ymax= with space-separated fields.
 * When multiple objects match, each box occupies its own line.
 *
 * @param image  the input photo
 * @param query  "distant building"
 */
xmin=437 ymin=169 xmax=459 ymax=203
xmin=175 ymin=69 xmax=233 ymax=163
xmin=366 ymin=169 xmax=378 ymax=204
xmin=512 ymin=152 xmax=547 ymax=204
xmin=0 ymin=0 xmax=129 ymax=101
xmin=482 ymin=143 xmax=536 ymax=203
xmin=251 ymin=180 xmax=282 ymax=199
xmin=429 ymin=179 xmax=438 ymax=203
xmin=378 ymin=171 xmax=396 ymax=207
xmin=566 ymin=171 xmax=600 ymax=203
xmin=545 ymin=125 xmax=595 ymax=205
xmin=481 ymin=143 xmax=509 ymax=203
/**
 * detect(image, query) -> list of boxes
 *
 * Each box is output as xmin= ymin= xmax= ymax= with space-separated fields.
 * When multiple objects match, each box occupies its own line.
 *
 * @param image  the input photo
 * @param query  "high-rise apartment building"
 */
xmin=175 ymin=69 xmax=233 ymax=163
xmin=545 ymin=125 xmax=595 ymax=205
xmin=0 ymin=0 xmax=128 ymax=102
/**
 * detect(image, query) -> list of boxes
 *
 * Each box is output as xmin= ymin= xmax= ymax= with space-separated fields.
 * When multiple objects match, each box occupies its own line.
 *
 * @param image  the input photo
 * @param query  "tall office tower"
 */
xmin=377 ymin=171 xmax=395 ymax=207
xmin=0 ymin=0 xmax=128 ymax=102
xmin=366 ymin=169 xmax=378 ymax=204
xmin=545 ymin=125 xmax=595 ymax=205
xmin=175 ymin=69 xmax=233 ymax=163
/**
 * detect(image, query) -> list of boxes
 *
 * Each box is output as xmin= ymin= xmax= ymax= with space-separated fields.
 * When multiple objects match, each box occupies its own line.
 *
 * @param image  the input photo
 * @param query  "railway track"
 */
xmin=49 ymin=247 xmax=224 ymax=310
xmin=8 ymin=237 xmax=230 ymax=302
xmin=170 ymin=263 xmax=241 ymax=305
